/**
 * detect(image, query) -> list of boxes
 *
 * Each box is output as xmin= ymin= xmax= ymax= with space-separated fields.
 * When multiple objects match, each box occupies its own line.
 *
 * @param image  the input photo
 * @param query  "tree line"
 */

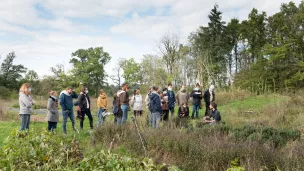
xmin=1 ymin=1 xmax=303 ymax=97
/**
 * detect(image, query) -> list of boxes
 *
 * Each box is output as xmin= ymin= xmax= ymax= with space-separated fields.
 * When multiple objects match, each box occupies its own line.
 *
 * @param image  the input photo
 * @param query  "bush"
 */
xmin=0 ymin=86 xmax=13 ymax=99
xmin=0 ymin=129 xmax=178 ymax=170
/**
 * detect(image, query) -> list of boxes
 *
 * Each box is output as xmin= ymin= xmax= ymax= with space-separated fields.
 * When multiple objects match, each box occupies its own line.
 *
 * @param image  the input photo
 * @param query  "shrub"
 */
xmin=0 ymin=86 xmax=13 ymax=99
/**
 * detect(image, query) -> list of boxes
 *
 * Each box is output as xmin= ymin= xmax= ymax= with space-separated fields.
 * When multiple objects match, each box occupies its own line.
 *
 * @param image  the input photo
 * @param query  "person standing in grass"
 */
xmin=203 ymin=102 xmax=221 ymax=124
xmin=78 ymin=86 xmax=93 ymax=130
xmin=46 ymin=90 xmax=59 ymax=132
xmin=204 ymin=85 xmax=215 ymax=116
xmin=19 ymin=83 xmax=35 ymax=131
xmin=96 ymin=89 xmax=108 ymax=127
xmin=59 ymin=86 xmax=78 ymax=134
xmin=149 ymin=86 xmax=162 ymax=128
xmin=119 ymin=83 xmax=130 ymax=124
xmin=190 ymin=83 xmax=203 ymax=119
xmin=176 ymin=85 xmax=189 ymax=108
xmin=114 ymin=90 xmax=124 ymax=125
xmin=145 ymin=87 xmax=153 ymax=126
xmin=130 ymin=89 xmax=143 ymax=117
xmin=167 ymin=83 xmax=176 ymax=118
xmin=161 ymin=88 xmax=170 ymax=121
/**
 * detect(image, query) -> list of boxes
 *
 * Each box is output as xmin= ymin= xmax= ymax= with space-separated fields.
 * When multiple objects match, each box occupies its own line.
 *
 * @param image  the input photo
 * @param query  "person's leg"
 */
xmin=116 ymin=117 xmax=122 ymax=125
xmin=86 ymin=109 xmax=93 ymax=129
xmin=163 ymin=110 xmax=169 ymax=121
xmin=170 ymin=107 xmax=174 ymax=118
xmin=97 ymin=108 xmax=104 ymax=127
xmin=205 ymin=103 xmax=210 ymax=116
xmin=195 ymin=105 xmax=200 ymax=119
xmin=80 ymin=110 xmax=85 ymax=129
xmin=62 ymin=111 xmax=68 ymax=134
xmin=25 ymin=115 xmax=31 ymax=130
xmin=149 ymin=111 xmax=153 ymax=127
xmin=48 ymin=121 xmax=52 ymax=131
xmin=69 ymin=110 xmax=76 ymax=130
xmin=121 ymin=104 xmax=128 ymax=124
xmin=155 ymin=112 xmax=161 ymax=128
xmin=134 ymin=110 xmax=137 ymax=118
xmin=20 ymin=115 xmax=26 ymax=131
xmin=192 ymin=105 xmax=196 ymax=119
xmin=53 ymin=122 xmax=57 ymax=131
xmin=151 ymin=112 xmax=156 ymax=128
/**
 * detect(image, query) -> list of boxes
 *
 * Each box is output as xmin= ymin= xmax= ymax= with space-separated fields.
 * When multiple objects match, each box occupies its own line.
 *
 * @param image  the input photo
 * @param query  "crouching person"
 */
xmin=203 ymin=102 xmax=221 ymax=124
xmin=149 ymin=86 xmax=162 ymax=128
xmin=178 ymin=103 xmax=189 ymax=118
xmin=46 ymin=91 xmax=59 ymax=132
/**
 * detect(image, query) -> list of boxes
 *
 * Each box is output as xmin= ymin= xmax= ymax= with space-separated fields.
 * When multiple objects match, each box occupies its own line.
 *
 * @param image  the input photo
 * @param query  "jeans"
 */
xmin=62 ymin=110 xmax=75 ymax=134
xmin=121 ymin=104 xmax=129 ymax=124
xmin=48 ymin=121 xmax=57 ymax=131
xmin=169 ymin=107 xmax=174 ymax=118
xmin=116 ymin=117 xmax=122 ymax=125
xmin=97 ymin=108 xmax=105 ymax=127
xmin=192 ymin=105 xmax=200 ymax=118
xmin=20 ymin=114 xmax=31 ymax=131
xmin=151 ymin=112 xmax=161 ymax=128
xmin=80 ymin=109 xmax=93 ymax=129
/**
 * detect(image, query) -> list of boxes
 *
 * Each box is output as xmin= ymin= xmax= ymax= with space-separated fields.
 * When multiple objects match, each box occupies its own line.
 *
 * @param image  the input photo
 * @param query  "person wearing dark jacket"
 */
xmin=77 ymin=86 xmax=93 ymax=130
xmin=203 ymin=102 xmax=221 ymax=124
xmin=190 ymin=83 xmax=203 ymax=119
xmin=161 ymin=88 xmax=169 ymax=121
xmin=119 ymin=83 xmax=129 ymax=124
xmin=178 ymin=103 xmax=189 ymax=118
xmin=149 ymin=86 xmax=162 ymax=128
xmin=60 ymin=86 xmax=78 ymax=134
xmin=203 ymin=85 xmax=215 ymax=116
xmin=167 ymin=83 xmax=176 ymax=118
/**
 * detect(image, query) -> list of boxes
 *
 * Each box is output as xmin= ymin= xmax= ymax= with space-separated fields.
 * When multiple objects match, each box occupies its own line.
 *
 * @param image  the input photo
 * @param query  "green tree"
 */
xmin=0 ymin=52 xmax=27 ymax=90
xmin=70 ymin=47 xmax=111 ymax=96
xmin=120 ymin=58 xmax=143 ymax=86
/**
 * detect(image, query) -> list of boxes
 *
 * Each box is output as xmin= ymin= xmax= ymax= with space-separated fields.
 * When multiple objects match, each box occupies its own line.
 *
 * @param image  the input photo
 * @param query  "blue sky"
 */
xmin=0 ymin=0 xmax=301 ymax=82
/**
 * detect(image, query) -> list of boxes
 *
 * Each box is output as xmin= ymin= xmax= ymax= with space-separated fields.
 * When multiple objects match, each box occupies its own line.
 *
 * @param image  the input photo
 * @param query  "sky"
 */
xmin=0 ymin=0 xmax=301 ymax=82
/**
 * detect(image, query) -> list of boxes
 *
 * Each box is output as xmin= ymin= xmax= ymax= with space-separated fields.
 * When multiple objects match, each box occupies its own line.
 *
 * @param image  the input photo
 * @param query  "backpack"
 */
xmin=112 ymin=98 xmax=119 ymax=115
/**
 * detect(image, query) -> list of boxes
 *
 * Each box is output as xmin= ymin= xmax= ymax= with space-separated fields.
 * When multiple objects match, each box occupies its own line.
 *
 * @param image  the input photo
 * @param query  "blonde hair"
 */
xmin=49 ymin=90 xmax=57 ymax=96
xmin=99 ymin=89 xmax=105 ymax=95
xmin=19 ymin=83 xmax=31 ymax=95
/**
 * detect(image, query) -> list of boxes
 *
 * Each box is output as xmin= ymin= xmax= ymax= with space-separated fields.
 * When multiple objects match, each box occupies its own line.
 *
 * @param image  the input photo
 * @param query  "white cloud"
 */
xmin=0 ymin=0 xmax=302 ymax=82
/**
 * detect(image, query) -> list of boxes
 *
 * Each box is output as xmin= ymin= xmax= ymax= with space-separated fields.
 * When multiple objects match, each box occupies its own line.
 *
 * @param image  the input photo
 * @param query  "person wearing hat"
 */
xmin=59 ymin=86 xmax=78 ymax=134
xmin=203 ymin=85 xmax=215 ymax=116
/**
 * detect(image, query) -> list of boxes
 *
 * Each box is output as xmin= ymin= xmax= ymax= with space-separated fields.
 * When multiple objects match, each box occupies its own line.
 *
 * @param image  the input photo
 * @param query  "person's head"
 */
xmin=19 ymin=83 xmax=32 ymax=95
xmin=49 ymin=90 xmax=57 ymax=97
xmin=182 ymin=103 xmax=187 ymax=107
xmin=168 ymin=83 xmax=173 ymax=91
xmin=209 ymin=85 xmax=215 ymax=92
xmin=209 ymin=102 xmax=217 ymax=110
xmin=121 ymin=82 xmax=128 ymax=90
xmin=81 ymin=86 xmax=89 ymax=94
xmin=100 ymin=89 xmax=105 ymax=95
xmin=181 ymin=85 xmax=185 ymax=89
xmin=196 ymin=83 xmax=200 ymax=88
xmin=135 ymin=89 xmax=140 ymax=95
xmin=152 ymin=86 xmax=158 ymax=92
xmin=163 ymin=87 xmax=168 ymax=94
xmin=66 ymin=86 xmax=74 ymax=94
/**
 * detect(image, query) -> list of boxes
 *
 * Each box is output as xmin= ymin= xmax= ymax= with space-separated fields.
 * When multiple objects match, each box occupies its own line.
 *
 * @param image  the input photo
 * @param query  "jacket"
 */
xmin=145 ymin=93 xmax=151 ymax=109
xmin=115 ymin=90 xmax=124 ymax=117
xmin=149 ymin=91 xmax=162 ymax=113
xmin=78 ymin=92 xmax=91 ymax=111
xmin=168 ymin=90 xmax=175 ymax=109
xmin=190 ymin=89 xmax=203 ymax=105
xmin=204 ymin=90 xmax=215 ymax=104
xmin=97 ymin=93 xmax=108 ymax=109
xmin=19 ymin=92 xmax=33 ymax=114
xmin=161 ymin=93 xmax=169 ymax=111
xmin=119 ymin=91 xmax=129 ymax=105
xmin=130 ymin=94 xmax=143 ymax=111
xmin=46 ymin=96 xmax=59 ymax=122
xmin=59 ymin=90 xmax=78 ymax=111
xmin=176 ymin=88 xmax=189 ymax=106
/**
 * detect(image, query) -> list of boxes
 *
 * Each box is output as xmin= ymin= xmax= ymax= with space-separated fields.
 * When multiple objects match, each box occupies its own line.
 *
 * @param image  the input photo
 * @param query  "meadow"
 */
xmin=0 ymin=90 xmax=303 ymax=170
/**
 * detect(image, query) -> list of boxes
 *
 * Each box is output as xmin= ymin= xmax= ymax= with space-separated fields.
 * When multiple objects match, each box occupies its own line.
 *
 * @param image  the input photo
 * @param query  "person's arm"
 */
xmin=71 ymin=91 xmax=78 ymax=98
xmin=203 ymin=91 xmax=208 ymax=102
xmin=21 ymin=94 xmax=33 ymax=108
xmin=59 ymin=94 xmax=67 ymax=111
xmin=130 ymin=95 xmax=135 ymax=107
xmin=190 ymin=91 xmax=194 ymax=97
xmin=105 ymin=96 xmax=108 ymax=109
xmin=78 ymin=94 xmax=84 ymax=110
xmin=173 ymin=92 xmax=176 ymax=103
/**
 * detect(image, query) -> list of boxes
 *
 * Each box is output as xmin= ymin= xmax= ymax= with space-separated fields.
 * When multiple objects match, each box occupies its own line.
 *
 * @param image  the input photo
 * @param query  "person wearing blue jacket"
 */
xmin=167 ymin=83 xmax=176 ymax=118
xmin=59 ymin=86 xmax=78 ymax=134
xmin=148 ymin=86 xmax=162 ymax=128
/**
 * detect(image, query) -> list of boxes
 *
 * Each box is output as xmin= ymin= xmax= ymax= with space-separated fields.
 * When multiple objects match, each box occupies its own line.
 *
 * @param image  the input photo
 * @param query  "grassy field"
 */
xmin=0 ymin=90 xmax=304 ymax=170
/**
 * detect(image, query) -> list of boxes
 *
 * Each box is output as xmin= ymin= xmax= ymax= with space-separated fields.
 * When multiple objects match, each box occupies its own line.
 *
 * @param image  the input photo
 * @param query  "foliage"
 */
xmin=70 ymin=47 xmax=111 ymax=96
xmin=0 ymin=129 xmax=179 ymax=171
xmin=120 ymin=58 xmax=143 ymax=86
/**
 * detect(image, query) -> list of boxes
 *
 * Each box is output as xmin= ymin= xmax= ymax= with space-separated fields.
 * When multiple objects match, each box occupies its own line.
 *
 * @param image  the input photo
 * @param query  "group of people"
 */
xmin=18 ymin=82 xmax=221 ymax=133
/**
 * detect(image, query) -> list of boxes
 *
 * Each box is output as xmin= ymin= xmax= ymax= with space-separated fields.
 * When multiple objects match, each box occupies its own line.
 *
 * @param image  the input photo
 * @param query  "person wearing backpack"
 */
xmin=114 ymin=90 xmax=123 ymax=125
xmin=77 ymin=86 xmax=93 ymax=130
xmin=149 ymin=86 xmax=162 ymax=128
xmin=96 ymin=89 xmax=108 ymax=127
xmin=130 ymin=89 xmax=143 ymax=117
xmin=161 ymin=88 xmax=169 ymax=121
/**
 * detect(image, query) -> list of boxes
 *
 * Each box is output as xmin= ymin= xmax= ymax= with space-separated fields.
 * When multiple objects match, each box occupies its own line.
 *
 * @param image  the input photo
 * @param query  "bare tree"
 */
xmin=110 ymin=59 xmax=123 ymax=87
xmin=157 ymin=33 xmax=180 ymax=75
xmin=50 ymin=64 xmax=65 ymax=78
